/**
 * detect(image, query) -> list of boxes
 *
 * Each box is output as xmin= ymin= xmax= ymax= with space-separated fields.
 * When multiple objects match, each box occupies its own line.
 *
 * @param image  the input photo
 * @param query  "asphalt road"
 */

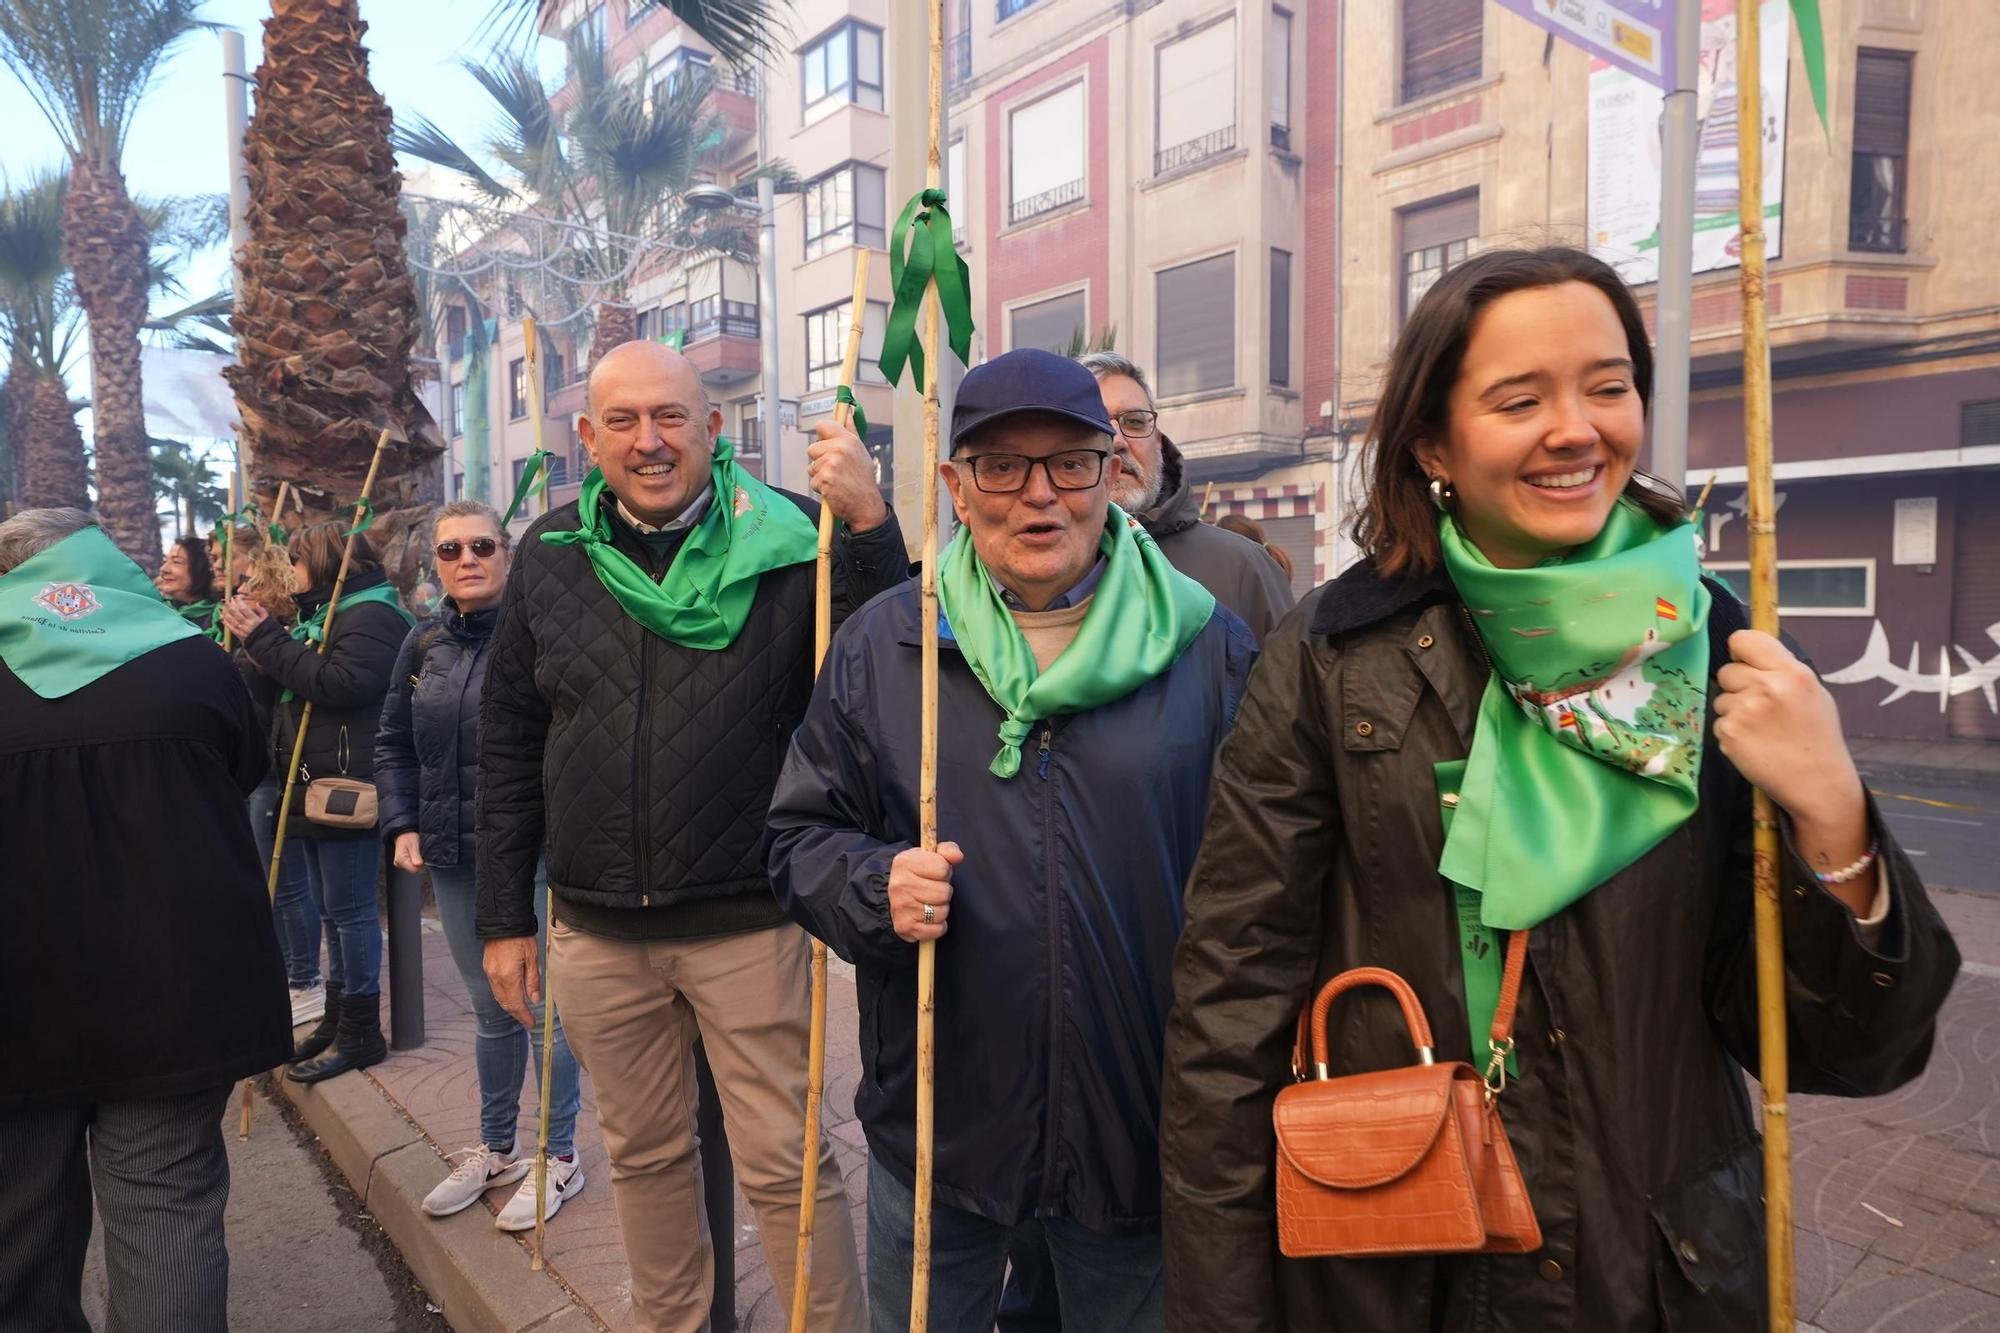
xmin=1866 ymin=776 xmax=2000 ymax=896
xmin=80 ymin=1081 xmax=449 ymax=1332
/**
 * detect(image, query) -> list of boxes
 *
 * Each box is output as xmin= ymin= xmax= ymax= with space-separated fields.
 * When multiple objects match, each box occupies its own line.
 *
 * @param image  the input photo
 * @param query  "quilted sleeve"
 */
xmin=1161 ymin=604 xmax=1340 ymax=1332
xmin=373 ymin=625 xmax=425 ymax=845
xmin=476 ymin=548 xmax=550 ymax=941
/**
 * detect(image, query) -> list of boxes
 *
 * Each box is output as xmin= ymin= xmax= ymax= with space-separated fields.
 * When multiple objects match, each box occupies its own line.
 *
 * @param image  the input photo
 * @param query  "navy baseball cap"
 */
xmin=950 ymin=348 xmax=1114 ymax=452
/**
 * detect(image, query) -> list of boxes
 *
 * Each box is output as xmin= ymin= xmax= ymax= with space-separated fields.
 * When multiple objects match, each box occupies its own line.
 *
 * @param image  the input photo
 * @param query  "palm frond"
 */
xmin=478 ymin=0 xmax=791 ymax=72
xmin=393 ymin=114 xmax=521 ymax=205
xmin=0 ymin=1 xmax=215 ymax=161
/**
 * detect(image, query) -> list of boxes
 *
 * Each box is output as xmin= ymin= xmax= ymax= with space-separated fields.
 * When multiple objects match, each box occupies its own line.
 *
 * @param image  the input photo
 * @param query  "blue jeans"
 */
xmin=865 ymin=1157 xmax=1163 ymax=1333
xmin=247 ymin=779 xmax=320 ymax=990
xmin=299 ymin=834 xmax=382 ymax=998
xmin=429 ymin=863 xmax=580 ymax=1157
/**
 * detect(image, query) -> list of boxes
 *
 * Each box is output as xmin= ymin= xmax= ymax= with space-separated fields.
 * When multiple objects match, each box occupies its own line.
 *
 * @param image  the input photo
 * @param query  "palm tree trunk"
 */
xmin=64 ymin=156 xmax=160 ymax=569
xmin=23 ymin=372 xmax=90 ymax=509
xmin=589 ymin=299 xmax=638 ymax=369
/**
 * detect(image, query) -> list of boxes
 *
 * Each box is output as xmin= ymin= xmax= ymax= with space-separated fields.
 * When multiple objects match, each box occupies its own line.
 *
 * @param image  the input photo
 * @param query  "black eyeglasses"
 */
xmin=435 ymin=537 xmax=500 ymax=562
xmin=960 ymin=449 xmax=1109 ymax=494
xmin=1113 ymin=410 xmax=1158 ymax=439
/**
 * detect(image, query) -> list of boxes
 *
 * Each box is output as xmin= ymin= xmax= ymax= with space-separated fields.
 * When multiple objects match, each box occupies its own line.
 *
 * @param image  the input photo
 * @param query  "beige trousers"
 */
xmin=550 ymin=920 xmax=864 ymax=1333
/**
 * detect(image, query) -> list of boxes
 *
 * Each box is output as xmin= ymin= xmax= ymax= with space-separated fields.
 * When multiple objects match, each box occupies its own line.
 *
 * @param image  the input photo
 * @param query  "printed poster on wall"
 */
xmin=1587 ymin=0 xmax=1790 ymax=286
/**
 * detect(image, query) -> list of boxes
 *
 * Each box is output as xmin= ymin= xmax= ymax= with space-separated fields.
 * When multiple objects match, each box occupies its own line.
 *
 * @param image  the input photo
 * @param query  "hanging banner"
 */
xmin=1587 ymin=0 xmax=1789 ymax=285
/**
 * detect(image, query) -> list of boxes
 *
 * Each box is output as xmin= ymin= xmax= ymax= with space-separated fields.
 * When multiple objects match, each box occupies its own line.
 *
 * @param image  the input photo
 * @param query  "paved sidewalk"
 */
xmin=285 ymin=896 xmax=2000 ymax=1332
xmin=1849 ymin=735 xmax=2000 ymax=788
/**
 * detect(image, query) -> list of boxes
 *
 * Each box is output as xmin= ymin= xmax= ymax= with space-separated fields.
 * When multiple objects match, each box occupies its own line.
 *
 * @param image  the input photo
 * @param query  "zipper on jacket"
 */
xmin=635 ymin=626 xmax=655 ymax=905
xmin=1459 ymin=604 xmax=1495 ymax=678
xmin=1037 ymin=722 xmax=1063 ymax=1208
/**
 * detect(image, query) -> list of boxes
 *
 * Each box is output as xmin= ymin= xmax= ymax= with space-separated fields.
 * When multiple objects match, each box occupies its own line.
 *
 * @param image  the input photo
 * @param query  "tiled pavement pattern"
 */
xmin=358 ymin=891 xmax=2000 ymax=1332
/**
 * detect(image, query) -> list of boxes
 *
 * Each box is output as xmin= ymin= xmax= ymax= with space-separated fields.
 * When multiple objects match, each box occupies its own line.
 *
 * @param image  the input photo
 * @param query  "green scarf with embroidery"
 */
xmin=540 ymin=435 xmax=818 ymax=651
xmin=1439 ymin=500 xmax=1711 ymax=931
xmin=938 ymin=507 xmax=1216 ymax=777
xmin=0 ymin=526 xmax=203 ymax=699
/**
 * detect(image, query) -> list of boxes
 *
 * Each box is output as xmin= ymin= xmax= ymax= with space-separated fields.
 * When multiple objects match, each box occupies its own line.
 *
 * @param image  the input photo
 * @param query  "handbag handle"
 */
xmin=1288 ymin=933 xmax=1532 ymax=1083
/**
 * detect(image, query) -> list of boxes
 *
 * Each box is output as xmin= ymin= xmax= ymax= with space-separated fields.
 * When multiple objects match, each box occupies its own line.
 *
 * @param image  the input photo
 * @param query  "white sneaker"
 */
xmin=421 ymin=1144 xmax=529 ymax=1218
xmin=289 ymin=983 xmax=326 ymax=1026
xmin=494 ymin=1154 xmax=585 ymax=1232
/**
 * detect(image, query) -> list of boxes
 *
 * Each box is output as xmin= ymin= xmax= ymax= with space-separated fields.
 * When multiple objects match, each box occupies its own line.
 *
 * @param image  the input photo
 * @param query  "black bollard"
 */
xmin=386 ymin=867 xmax=426 ymax=1050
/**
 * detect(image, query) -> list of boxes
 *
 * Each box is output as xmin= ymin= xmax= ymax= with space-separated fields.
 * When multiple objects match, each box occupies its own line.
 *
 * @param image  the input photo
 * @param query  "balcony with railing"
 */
xmin=1008 ymin=176 xmax=1083 ymax=226
xmin=683 ymin=296 xmax=761 ymax=385
xmin=1156 ymin=124 xmax=1236 ymax=177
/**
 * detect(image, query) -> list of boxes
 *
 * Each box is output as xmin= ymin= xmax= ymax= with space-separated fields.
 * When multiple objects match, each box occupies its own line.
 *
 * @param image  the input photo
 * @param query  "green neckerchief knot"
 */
xmin=1438 ymin=500 xmax=1712 ymax=933
xmin=834 ymin=385 xmax=868 ymax=440
xmin=290 ymin=581 xmax=412 ymax=649
xmin=504 ymin=449 xmax=553 ymax=525
xmin=938 ymin=507 xmax=1215 ymax=778
xmin=540 ymin=434 xmax=818 ymax=651
xmin=177 ymin=598 xmax=225 ymax=644
xmin=879 ymin=188 xmax=975 ymax=392
xmin=0 ymin=526 xmax=202 ymax=699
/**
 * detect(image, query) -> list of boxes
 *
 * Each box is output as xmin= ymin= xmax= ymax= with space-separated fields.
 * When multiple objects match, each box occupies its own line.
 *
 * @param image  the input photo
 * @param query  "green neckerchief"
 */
xmin=1434 ymin=501 xmax=1709 ymax=1065
xmin=938 ymin=506 xmax=1216 ymax=778
xmin=291 ymin=581 xmax=413 ymax=647
xmin=1434 ymin=501 xmax=1710 ymax=1061
xmin=0 ymin=526 xmax=203 ymax=699
xmin=541 ymin=435 xmax=817 ymax=651
xmin=178 ymin=597 xmax=225 ymax=644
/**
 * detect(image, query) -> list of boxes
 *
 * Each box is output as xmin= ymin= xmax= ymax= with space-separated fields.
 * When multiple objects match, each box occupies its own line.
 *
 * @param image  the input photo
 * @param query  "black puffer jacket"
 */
xmin=1160 ymin=564 xmax=1961 ymax=1331
xmin=476 ymin=489 xmax=909 ymax=942
xmin=376 ymin=602 xmax=496 ymax=867
xmin=240 ymin=568 xmax=409 ymax=839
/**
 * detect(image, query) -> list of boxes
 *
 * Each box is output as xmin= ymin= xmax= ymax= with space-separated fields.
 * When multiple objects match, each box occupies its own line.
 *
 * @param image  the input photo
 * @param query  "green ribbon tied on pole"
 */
xmin=503 ymin=449 xmax=554 ymax=525
xmin=341 ymin=495 xmax=376 ymax=538
xmin=834 ymin=385 xmax=868 ymax=441
xmin=878 ymin=188 xmax=975 ymax=392
xmin=218 ymin=500 xmax=285 ymax=547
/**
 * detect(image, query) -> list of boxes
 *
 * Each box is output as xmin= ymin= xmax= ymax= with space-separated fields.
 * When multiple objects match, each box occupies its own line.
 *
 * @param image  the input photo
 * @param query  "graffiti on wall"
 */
xmin=1823 ymin=621 xmax=2000 ymax=713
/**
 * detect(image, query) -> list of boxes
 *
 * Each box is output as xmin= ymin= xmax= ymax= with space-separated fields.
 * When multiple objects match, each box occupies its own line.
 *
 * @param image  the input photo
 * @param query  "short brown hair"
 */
xmin=287 ymin=519 xmax=380 ymax=594
xmin=1350 ymin=246 xmax=1682 ymax=577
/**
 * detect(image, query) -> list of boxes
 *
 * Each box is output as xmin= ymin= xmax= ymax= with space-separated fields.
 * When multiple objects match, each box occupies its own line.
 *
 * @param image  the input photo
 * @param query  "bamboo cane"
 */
xmin=791 ymin=248 xmax=874 ymax=1333
xmin=519 ymin=316 xmax=561 ymax=1271
xmin=910 ymin=0 xmax=945 ymax=1324
xmin=1733 ymin=5 xmax=1794 ymax=1328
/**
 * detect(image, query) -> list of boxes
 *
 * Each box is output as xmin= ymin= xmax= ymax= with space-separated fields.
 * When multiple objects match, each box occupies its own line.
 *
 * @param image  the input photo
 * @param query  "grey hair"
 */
xmin=1075 ymin=352 xmax=1154 ymax=407
xmin=0 ymin=507 xmax=94 ymax=576
xmin=431 ymin=498 xmax=511 ymax=549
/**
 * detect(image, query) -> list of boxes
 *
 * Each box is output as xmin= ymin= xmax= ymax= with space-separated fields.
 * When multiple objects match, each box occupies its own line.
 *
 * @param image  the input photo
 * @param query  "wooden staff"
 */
xmin=521 ymin=316 xmax=559 ymax=1271
xmin=791 ymin=248 xmax=873 ymax=1333
xmin=1734 ymin=4 xmax=1794 ymax=1327
xmin=911 ymin=0 xmax=946 ymax=1323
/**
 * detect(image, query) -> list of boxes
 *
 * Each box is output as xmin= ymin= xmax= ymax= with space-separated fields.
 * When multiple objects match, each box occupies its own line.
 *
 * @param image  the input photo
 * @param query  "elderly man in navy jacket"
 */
xmin=766 ymin=350 xmax=1256 ymax=1332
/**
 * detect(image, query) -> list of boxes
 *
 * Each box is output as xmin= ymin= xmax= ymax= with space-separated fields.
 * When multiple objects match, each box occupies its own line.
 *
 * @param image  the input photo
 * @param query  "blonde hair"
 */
xmin=431 ymin=499 xmax=510 ymax=549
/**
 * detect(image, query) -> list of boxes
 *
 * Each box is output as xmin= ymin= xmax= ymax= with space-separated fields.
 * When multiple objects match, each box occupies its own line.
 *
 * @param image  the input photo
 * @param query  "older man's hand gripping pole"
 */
xmin=790 ymin=248 xmax=874 ymax=1333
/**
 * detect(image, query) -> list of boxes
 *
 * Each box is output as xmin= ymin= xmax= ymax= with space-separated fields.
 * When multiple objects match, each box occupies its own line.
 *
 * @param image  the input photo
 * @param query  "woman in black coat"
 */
xmin=221 ymin=520 xmax=411 ymax=1082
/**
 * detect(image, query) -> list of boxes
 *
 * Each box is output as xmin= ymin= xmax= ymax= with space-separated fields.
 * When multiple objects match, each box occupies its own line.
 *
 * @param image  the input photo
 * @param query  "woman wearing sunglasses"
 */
xmin=374 ymin=501 xmax=586 ymax=1232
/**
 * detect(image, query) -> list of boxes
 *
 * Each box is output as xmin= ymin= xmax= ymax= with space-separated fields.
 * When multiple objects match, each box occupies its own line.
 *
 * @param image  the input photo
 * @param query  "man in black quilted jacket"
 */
xmin=477 ymin=341 xmax=904 ymax=1332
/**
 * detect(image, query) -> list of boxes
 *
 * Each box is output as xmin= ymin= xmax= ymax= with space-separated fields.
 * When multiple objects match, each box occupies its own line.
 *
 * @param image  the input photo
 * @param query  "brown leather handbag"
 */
xmin=1272 ymin=932 xmax=1543 ymax=1259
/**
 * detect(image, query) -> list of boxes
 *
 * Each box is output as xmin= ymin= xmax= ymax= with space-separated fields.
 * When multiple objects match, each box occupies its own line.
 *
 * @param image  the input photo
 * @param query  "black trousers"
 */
xmin=0 ymin=1084 xmax=233 ymax=1333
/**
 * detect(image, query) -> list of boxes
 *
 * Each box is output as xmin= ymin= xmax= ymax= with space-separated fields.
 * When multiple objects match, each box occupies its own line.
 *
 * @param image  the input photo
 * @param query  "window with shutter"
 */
xmin=1156 ymin=18 xmax=1236 ymax=174
xmin=1010 ymin=290 xmax=1088 ymax=354
xmin=1270 ymin=249 xmax=1291 ymax=387
xmin=1849 ymin=49 xmax=1912 ymax=253
xmin=1962 ymin=399 xmax=2000 ymax=449
xmin=1269 ymin=9 xmax=1293 ymax=149
xmin=1400 ymin=0 xmax=1481 ymax=104
xmin=1156 ymin=254 xmax=1235 ymax=398
xmin=1010 ymin=84 xmax=1086 ymax=222
xmin=1397 ymin=191 xmax=1478 ymax=324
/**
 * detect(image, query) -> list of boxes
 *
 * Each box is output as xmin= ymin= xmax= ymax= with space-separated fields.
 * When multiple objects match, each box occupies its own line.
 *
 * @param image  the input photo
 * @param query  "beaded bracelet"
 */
xmin=1814 ymin=839 xmax=1880 ymax=885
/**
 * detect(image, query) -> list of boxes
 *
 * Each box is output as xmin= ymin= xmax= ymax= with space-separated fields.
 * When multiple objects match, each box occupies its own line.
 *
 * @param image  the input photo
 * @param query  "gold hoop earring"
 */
xmin=1428 ymin=477 xmax=1455 ymax=512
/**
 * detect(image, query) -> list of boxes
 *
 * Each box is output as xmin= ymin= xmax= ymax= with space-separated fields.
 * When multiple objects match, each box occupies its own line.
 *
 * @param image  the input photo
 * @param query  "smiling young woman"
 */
xmin=1158 ymin=246 xmax=1960 ymax=1333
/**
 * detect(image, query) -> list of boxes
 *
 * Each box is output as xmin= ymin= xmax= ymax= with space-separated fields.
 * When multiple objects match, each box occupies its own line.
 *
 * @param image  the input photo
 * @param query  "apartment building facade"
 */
xmin=1330 ymin=0 xmax=2000 ymax=742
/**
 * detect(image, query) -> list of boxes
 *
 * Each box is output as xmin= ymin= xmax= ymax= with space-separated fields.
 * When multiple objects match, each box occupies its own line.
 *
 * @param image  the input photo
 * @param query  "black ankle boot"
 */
xmin=290 ymin=982 xmax=343 ymax=1062
xmin=286 ymin=991 xmax=387 ymax=1084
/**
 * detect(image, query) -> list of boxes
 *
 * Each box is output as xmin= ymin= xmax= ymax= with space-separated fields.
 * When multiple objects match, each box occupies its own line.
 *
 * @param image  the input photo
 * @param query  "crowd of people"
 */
xmin=0 ymin=246 xmax=1963 ymax=1333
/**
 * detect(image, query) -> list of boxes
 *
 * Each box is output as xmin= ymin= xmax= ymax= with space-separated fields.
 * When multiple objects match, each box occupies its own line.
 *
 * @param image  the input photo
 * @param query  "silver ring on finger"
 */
xmin=922 ymin=903 xmax=936 ymax=924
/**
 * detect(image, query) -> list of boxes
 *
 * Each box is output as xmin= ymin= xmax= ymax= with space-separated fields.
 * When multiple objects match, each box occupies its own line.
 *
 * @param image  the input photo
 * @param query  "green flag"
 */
xmin=0 ymin=526 xmax=202 ymax=699
xmin=1790 ymin=0 xmax=1829 ymax=135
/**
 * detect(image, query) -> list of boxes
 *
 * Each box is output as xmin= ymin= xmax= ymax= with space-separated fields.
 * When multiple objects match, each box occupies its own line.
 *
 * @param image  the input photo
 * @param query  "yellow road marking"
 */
xmin=1870 ymin=788 xmax=1993 ymax=815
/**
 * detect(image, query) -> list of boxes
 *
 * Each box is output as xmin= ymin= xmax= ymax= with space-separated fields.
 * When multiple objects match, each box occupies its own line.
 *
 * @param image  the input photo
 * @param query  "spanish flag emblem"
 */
xmin=1655 ymin=597 xmax=1679 ymax=621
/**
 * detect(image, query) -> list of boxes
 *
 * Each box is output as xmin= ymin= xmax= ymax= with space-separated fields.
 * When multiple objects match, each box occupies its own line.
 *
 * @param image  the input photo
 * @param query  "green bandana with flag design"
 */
xmin=938 ymin=506 xmax=1216 ymax=778
xmin=1439 ymin=499 xmax=1711 ymax=928
xmin=541 ymin=435 xmax=818 ymax=651
xmin=0 ymin=526 xmax=203 ymax=699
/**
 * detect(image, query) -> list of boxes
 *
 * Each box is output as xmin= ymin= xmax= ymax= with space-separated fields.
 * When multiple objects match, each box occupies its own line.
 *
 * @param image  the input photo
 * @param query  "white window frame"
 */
xmin=1704 ymin=559 xmax=1878 ymax=618
xmin=800 ymin=21 xmax=885 ymax=113
xmin=1005 ymin=285 xmax=1089 ymax=354
xmin=1007 ymin=80 xmax=1087 ymax=224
